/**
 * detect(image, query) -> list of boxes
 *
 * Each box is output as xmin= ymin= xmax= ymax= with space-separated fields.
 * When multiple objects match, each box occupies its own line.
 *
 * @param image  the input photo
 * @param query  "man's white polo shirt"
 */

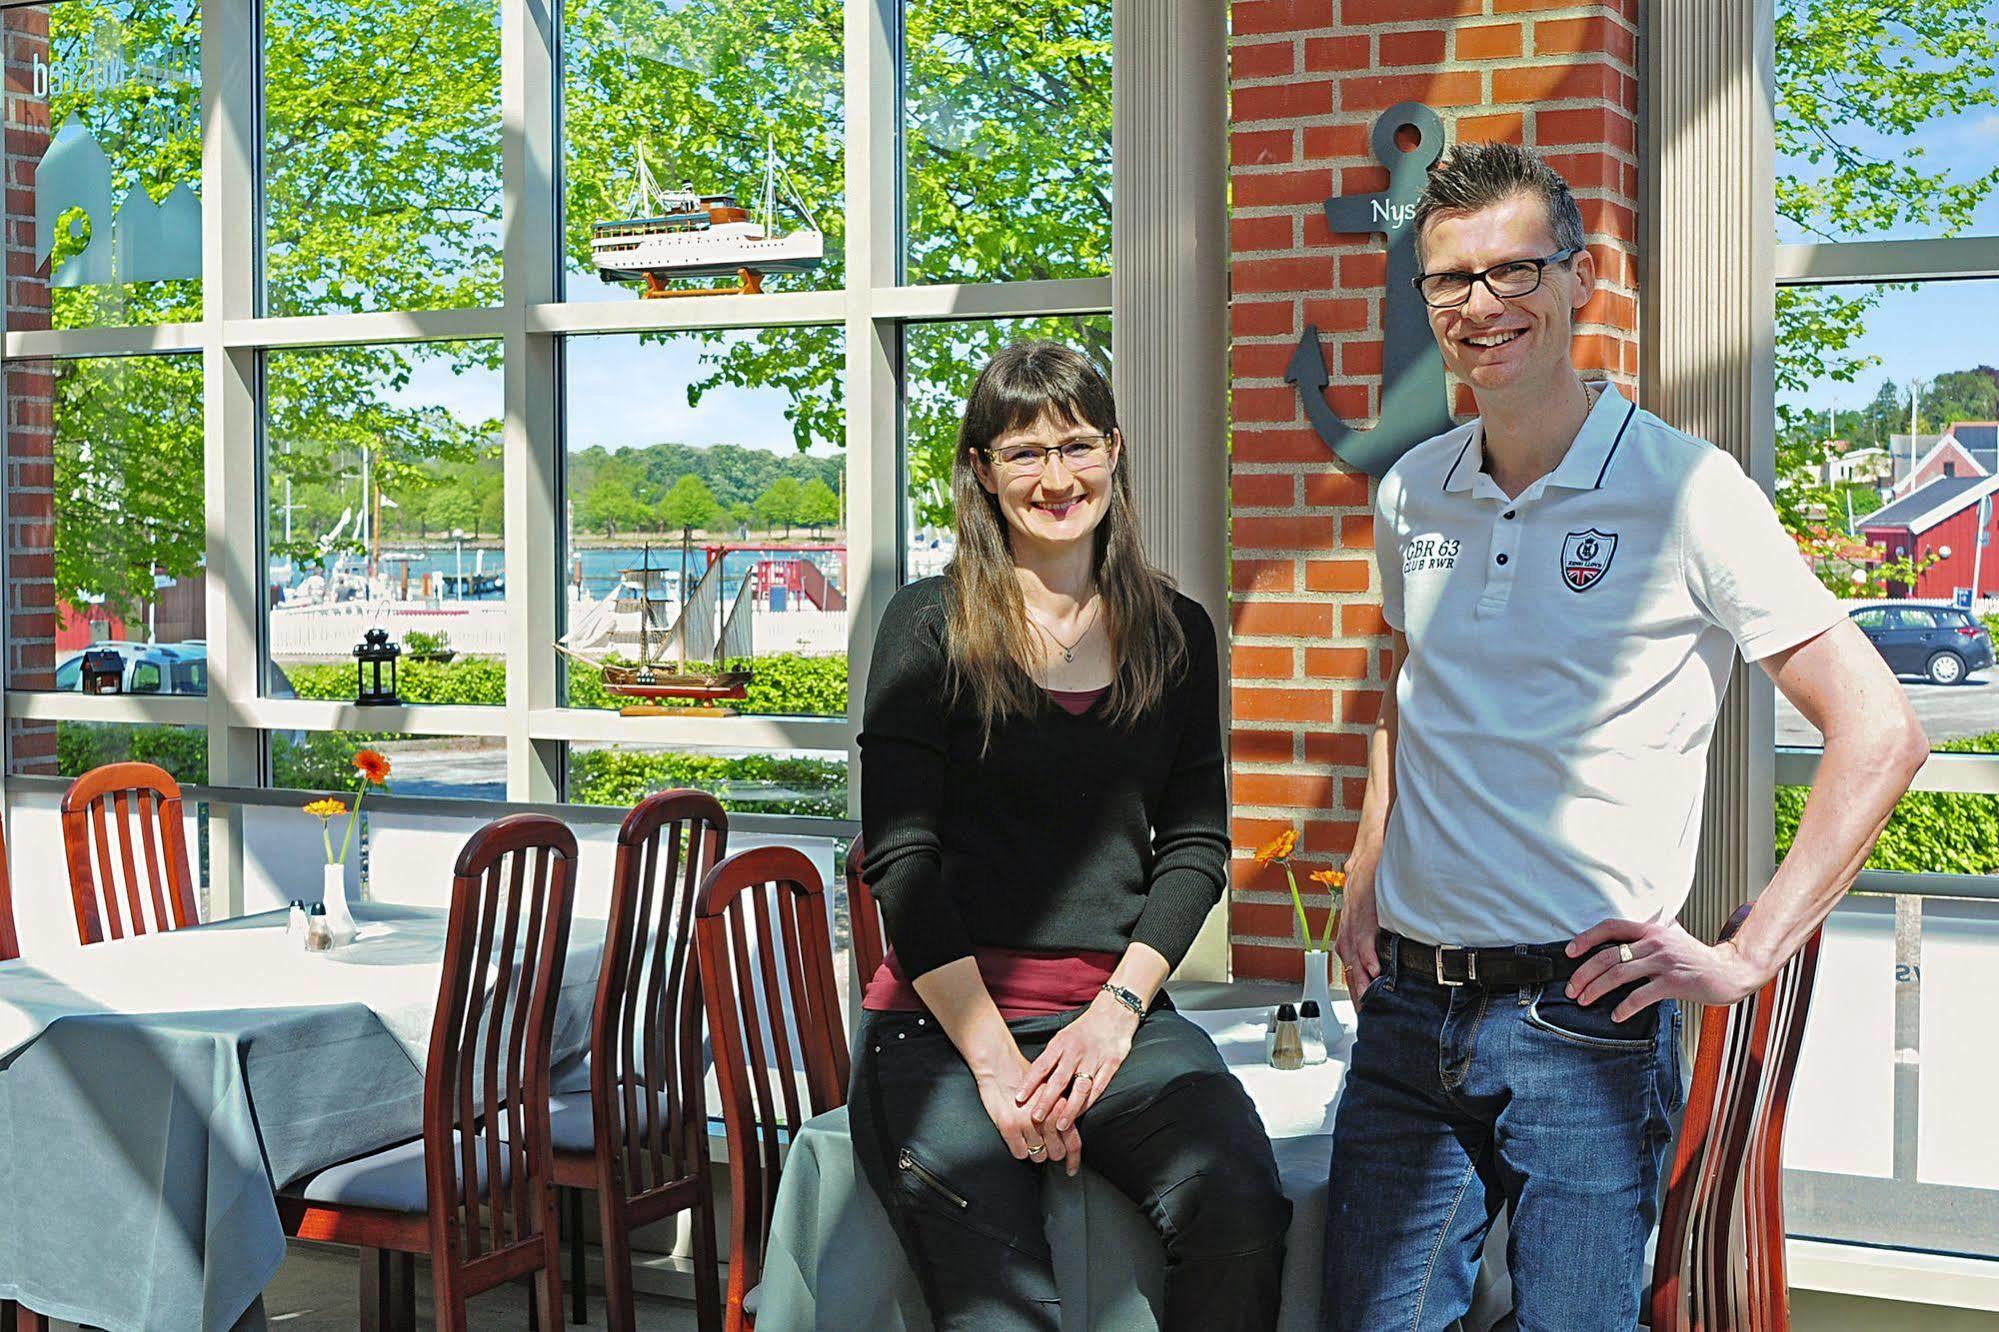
xmin=1372 ymin=383 xmax=1844 ymax=947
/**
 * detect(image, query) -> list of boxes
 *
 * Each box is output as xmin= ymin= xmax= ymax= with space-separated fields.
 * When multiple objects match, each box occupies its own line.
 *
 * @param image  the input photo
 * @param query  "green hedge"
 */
xmin=55 ymin=722 xmax=209 ymax=784
xmin=1777 ymin=731 xmax=1999 ymax=876
xmin=568 ymin=748 xmax=846 ymax=818
xmin=284 ymin=652 xmax=848 ymax=716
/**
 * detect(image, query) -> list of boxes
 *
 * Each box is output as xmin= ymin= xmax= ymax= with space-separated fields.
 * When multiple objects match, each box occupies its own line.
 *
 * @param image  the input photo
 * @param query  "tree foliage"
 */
xmin=1774 ymin=1 xmax=1999 ymax=532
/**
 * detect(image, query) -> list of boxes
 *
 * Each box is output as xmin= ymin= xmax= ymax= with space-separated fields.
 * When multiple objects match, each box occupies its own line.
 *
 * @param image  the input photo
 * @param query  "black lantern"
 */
xmin=80 ymin=647 xmax=125 ymax=694
xmin=354 ymin=627 xmax=401 ymax=706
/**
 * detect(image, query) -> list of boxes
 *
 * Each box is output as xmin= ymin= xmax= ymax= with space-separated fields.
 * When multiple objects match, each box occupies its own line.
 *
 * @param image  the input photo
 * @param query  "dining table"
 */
xmin=753 ymin=995 xmax=1514 ymax=1332
xmin=0 ymin=902 xmax=604 ymax=1332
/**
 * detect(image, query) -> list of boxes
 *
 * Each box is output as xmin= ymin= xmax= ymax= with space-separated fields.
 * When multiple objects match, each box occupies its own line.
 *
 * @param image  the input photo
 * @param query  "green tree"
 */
xmin=660 ymin=473 xmax=721 ymax=537
xmin=796 ymin=477 xmax=840 ymax=532
xmin=754 ymin=477 xmax=804 ymax=537
xmin=575 ymin=473 xmax=645 ymax=539
xmin=1774 ymin=2 xmax=1999 ymax=531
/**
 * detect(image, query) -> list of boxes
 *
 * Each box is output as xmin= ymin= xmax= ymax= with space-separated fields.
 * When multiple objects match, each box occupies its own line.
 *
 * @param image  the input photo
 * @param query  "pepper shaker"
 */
xmin=306 ymin=902 xmax=332 ymax=952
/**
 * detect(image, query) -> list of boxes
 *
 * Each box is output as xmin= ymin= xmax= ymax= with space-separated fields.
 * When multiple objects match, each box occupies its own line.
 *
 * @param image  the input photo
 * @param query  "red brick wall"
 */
xmin=4 ymin=7 xmax=56 ymax=774
xmin=1227 ymin=1 xmax=1643 ymax=980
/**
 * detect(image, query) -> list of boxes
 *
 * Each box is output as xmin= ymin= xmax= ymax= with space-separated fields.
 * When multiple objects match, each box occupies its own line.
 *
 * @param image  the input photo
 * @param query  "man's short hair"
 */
xmin=1411 ymin=141 xmax=1586 ymax=265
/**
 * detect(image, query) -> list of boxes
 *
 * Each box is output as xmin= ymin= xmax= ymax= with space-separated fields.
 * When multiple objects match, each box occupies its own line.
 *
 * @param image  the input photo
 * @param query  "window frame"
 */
xmin=0 ymin=0 xmax=1223 ymax=929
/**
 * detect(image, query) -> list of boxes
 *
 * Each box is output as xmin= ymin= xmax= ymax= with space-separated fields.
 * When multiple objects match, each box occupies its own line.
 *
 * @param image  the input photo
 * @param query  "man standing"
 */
xmin=1322 ymin=142 xmax=1926 ymax=1330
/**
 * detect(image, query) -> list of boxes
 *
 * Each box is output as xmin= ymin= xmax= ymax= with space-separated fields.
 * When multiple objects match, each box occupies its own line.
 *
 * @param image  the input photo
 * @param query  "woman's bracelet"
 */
xmin=1100 ymin=982 xmax=1147 ymax=1018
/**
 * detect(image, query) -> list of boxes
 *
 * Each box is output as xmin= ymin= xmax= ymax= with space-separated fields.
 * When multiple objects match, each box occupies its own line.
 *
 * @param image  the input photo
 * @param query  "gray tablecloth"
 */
xmin=0 ymin=903 xmax=602 ymax=1332
xmin=756 ymin=1005 xmax=1512 ymax=1331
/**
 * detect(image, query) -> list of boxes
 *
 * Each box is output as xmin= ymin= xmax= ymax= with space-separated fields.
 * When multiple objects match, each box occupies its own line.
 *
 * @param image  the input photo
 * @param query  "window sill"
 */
xmin=1789 ymin=1238 xmax=1999 ymax=1312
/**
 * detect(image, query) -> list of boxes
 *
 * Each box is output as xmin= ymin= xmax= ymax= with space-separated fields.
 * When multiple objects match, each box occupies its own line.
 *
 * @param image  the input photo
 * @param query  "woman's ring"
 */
xmin=1026 ymin=1141 xmax=1046 ymax=1157
xmin=1617 ymin=943 xmax=1635 ymax=965
xmin=1074 ymin=1072 xmax=1093 ymax=1083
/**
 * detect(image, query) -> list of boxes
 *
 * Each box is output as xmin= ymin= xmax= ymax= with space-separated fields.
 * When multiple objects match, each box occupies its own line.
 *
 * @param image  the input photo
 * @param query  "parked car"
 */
xmin=52 ymin=641 xmax=297 ymax=698
xmin=1848 ymin=601 xmax=1995 ymax=685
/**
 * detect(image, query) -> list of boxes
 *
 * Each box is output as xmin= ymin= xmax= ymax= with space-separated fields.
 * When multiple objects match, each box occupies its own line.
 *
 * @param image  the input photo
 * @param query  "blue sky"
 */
xmin=395 ymin=325 xmax=842 ymax=459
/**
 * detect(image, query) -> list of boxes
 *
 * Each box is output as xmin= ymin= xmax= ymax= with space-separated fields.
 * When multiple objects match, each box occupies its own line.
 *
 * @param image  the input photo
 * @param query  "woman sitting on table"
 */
xmin=850 ymin=342 xmax=1291 ymax=1331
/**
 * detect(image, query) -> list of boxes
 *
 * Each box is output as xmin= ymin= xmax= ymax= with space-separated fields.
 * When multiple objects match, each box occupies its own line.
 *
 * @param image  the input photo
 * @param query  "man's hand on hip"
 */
xmin=1335 ymin=857 xmax=1382 ymax=997
xmin=1565 ymin=917 xmax=1770 ymax=1021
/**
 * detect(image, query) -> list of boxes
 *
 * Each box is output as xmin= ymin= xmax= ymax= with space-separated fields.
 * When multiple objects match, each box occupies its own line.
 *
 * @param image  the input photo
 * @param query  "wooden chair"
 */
xmin=279 ymin=813 xmax=580 ymax=1331
xmin=696 ymin=847 xmax=849 ymax=1332
xmin=550 ymin=790 xmax=725 ymax=1332
xmin=844 ymin=836 xmax=885 ymax=982
xmin=0 ymin=818 xmax=46 ymax=1332
xmin=59 ymin=761 xmax=198 ymax=946
xmin=0 ymin=811 xmax=17 ymax=965
xmin=1650 ymin=904 xmax=1825 ymax=1332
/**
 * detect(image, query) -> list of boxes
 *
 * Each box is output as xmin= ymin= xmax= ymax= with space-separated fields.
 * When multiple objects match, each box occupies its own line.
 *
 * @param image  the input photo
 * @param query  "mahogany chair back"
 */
xmin=1650 ymin=904 xmax=1824 ymax=1332
xmin=844 ymin=836 xmax=886 ymax=982
xmin=0 ymin=812 xmax=18 ymax=963
xmin=589 ymin=789 xmax=726 ymax=1328
xmin=60 ymin=762 xmax=198 ymax=946
xmin=423 ymin=812 xmax=578 ymax=1322
xmin=696 ymin=846 xmax=847 ymax=1332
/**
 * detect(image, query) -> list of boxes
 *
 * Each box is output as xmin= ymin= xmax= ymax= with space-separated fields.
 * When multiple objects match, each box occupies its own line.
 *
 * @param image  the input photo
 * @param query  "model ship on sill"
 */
xmin=557 ymin=542 xmax=754 ymax=715
xmin=590 ymin=141 xmax=823 ymax=298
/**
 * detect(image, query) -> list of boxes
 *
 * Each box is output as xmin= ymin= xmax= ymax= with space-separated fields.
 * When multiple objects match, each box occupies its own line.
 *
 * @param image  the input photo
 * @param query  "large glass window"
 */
xmin=3 ymin=354 xmax=205 ymax=692
xmin=559 ymin=329 xmax=847 ymax=716
xmin=560 ymin=0 xmax=843 ymax=301
xmin=902 ymin=0 xmax=1111 ymax=284
xmin=264 ymin=343 xmax=504 ymax=702
xmin=261 ymin=0 xmax=501 ymax=317
xmin=1772 ymin=0 xmax=1999 ymax=1268
xmin=2 ymin=1 xmax=203 ymax=331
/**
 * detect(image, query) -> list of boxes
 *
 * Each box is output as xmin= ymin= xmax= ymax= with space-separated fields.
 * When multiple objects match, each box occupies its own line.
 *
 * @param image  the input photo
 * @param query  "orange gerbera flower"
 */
xmin=1308 ymin=868 xmax=1345 ymax=891
xmin=1252 ymin=829 xmax=1297 ymax=866
xmin=352 ymin=749 xmax=392 ymax=785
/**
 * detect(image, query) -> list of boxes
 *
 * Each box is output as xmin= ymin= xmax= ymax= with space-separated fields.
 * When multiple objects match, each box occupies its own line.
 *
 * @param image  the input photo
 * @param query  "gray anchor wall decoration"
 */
xmin=1285 ymin=103 xmax=1457 ymax=478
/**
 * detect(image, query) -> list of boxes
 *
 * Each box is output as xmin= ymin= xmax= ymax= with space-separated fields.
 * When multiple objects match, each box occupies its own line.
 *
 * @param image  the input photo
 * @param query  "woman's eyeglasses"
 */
xmin=984 ymin=433 xmax=1114 ymax=478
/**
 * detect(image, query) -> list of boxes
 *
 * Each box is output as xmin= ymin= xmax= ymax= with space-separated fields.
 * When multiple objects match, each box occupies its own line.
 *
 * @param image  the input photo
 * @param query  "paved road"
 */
xmin=1777 ymin=672 xmax=1999 ymax=749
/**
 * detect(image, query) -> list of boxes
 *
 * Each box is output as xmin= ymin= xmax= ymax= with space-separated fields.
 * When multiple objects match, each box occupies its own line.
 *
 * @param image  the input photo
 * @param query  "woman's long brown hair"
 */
xmin=944 ymin=342 xmax=1186 ymax=742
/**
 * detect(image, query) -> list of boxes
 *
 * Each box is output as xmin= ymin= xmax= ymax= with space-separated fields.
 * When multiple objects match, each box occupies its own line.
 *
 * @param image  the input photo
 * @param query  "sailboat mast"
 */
xmin=638 ymin=542 xmax=650 ymax=665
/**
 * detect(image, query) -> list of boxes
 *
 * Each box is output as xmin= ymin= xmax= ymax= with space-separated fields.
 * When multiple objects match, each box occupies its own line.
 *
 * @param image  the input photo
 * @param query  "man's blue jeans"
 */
xmin=1322 ymin=933 xmax=1683 ymax=1332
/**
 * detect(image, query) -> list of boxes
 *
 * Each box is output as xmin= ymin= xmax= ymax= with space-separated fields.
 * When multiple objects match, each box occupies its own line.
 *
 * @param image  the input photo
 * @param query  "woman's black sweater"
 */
xmin=857 ymin=577 xmax=1229 ymax=981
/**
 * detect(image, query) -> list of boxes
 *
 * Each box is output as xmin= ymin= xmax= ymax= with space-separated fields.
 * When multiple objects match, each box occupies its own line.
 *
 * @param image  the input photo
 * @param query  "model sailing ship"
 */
xmin=591 ymin=142 xmax=823 ymax=297
xmin=558 ymin=543 xmax=754 ymax=713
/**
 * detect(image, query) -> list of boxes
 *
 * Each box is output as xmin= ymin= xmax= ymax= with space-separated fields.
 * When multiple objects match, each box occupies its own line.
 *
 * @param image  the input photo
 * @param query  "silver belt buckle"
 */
xmin=1435 ymin=945 xmax=1475 ymax=987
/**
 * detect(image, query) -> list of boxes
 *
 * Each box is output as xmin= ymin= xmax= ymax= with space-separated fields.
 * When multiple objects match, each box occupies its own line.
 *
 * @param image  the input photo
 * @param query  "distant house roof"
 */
xmin=1946 ymin=421 xmax=1999 ymax=457
xmin=1862 ymin=473 xmax=1999 ymax=534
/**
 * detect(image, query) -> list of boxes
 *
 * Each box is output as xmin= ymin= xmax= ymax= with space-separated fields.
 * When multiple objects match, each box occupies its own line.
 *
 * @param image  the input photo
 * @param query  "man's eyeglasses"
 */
xmin=984 ymin=433 xmax=1114 ymax=478
xmin=1412 ymin=247 xmax=1579 ymax=309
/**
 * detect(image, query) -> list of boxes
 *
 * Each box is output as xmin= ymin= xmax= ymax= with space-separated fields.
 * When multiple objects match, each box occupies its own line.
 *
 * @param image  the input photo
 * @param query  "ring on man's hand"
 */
xmin=1026 ymin=1142 xmax=1046 ymax=1157
xmin=1617 ymin=943 xmax=1635 ymax=964
xmin=1074 ymin=1072 xmax=1093 ymax=1084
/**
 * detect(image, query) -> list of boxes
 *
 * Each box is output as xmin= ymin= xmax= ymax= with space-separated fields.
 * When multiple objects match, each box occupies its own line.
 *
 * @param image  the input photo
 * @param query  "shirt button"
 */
xmin=1503 ymin=511 xmax=1517 ymax=520
xmin=1496 ymin=554 xmax=1509 ymax=566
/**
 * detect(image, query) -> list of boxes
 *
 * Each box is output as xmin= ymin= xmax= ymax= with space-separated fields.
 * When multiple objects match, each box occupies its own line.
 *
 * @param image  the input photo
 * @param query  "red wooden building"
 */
xmin=1860 ymin=473 xmax=1999 ymax=600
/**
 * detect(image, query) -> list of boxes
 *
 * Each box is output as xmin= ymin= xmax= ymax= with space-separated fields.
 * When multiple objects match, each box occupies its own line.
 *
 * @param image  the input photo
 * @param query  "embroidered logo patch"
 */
xmin=1560 ymin=529 xmax=1617 ymax=592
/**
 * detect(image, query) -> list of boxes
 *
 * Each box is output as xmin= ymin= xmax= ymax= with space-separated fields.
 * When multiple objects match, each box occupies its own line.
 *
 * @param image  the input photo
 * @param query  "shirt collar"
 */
xmin=1441 ymin=382 xmax=1638 ymax=496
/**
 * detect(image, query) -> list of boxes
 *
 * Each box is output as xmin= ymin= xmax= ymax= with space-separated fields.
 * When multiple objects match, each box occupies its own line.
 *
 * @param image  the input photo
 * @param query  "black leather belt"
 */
xmin=1388 ymin=933 xmax=1597 ymax=989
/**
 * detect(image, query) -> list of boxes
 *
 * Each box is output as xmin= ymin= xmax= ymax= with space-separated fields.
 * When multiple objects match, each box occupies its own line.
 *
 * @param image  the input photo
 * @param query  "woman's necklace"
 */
xmin=1027 ymin=597 xmax=1101 ymax=664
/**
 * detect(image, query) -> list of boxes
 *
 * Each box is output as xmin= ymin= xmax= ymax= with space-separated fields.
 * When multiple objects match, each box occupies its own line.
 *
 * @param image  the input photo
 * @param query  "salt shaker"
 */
xmin=1270 ymin=1003 xmax=1304 ymax=1070
xmin=1299 ymin=999 xmax=1327 ymax=1065
xmin=306 ymin=902 xmax=332 ymax=952
xmin=287 ymin=900 xmax=307 ymax=939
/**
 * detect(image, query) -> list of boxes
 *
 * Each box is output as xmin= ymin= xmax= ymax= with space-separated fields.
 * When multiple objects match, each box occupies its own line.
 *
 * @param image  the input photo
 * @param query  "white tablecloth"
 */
xmin=0 ymin=906 xmax=601 ymax=1067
